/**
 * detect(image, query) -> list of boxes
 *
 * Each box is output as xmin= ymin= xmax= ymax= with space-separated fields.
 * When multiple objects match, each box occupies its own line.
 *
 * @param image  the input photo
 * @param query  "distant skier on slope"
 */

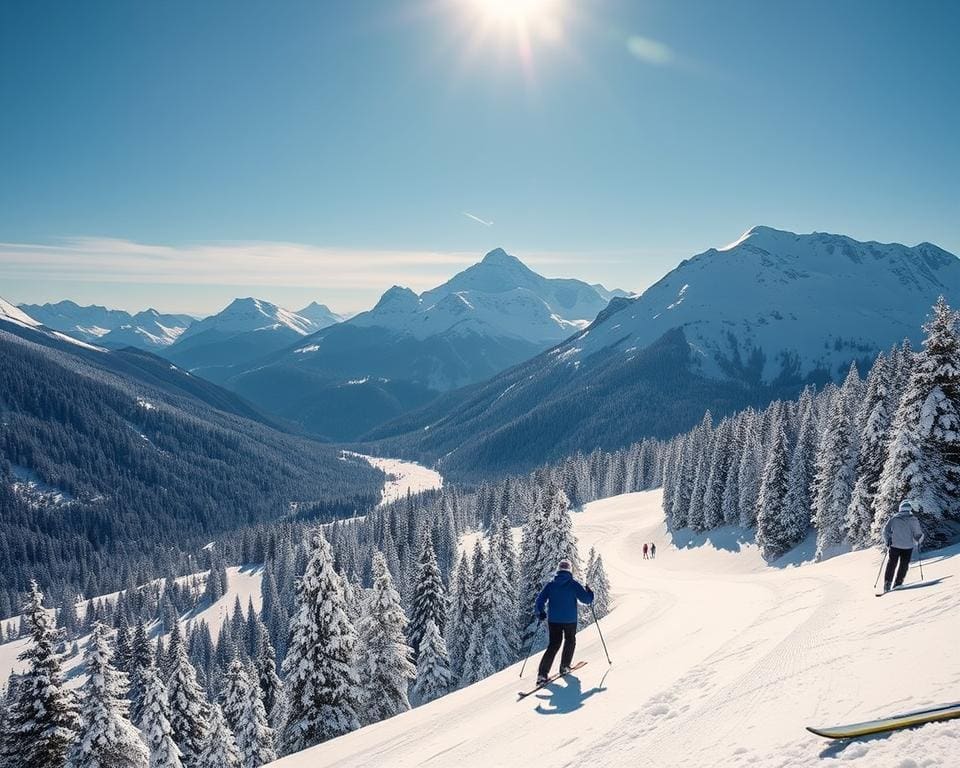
xmin=881 ymin=500 xmax=925 ymax=592
xmin=642 ymin=543 xmax=649 ymax=559
xmin=535 ymin=559 xmax=594 ymax=685
xmin=650 ymin=542 xmax=656 ymax=559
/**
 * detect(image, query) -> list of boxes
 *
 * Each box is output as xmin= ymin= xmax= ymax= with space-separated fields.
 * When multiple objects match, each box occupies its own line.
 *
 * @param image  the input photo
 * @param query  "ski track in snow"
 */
xmin=269 ymin=490 xmax=960 ymax=768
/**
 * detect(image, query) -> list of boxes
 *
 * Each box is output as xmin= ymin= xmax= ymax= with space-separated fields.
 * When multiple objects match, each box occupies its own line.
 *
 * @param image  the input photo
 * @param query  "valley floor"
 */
xmin=271 ymin=490 xmax=960 ymax=768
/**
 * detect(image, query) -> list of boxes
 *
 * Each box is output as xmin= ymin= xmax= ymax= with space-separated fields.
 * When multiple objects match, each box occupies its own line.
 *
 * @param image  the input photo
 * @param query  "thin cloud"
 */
xmin=626 ymin=35 xmax=675 ymax=66
xmin=0 ymin=237 xmax=478 ymax=291
xmin=462 ymin=211 xmax=494 ymax=227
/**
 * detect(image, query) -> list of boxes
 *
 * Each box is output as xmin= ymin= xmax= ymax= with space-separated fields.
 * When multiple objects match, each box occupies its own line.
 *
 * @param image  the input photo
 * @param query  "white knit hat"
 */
xmin=899 ymin=500 xmax=914 ymax=514
xmin=558 ymin=559 xmax=572 ymax=572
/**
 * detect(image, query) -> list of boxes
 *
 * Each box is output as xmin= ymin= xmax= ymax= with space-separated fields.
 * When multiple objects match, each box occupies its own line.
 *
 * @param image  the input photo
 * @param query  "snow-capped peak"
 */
xmin=480 ymin=247 xmax=525 ymax=269
xmin=0 ymin=296 xmax=42 ymax=328
xmin=563 ymin=226 xmax=960 ymax=383
xmin=181 ymin=297 xmax=316 ymax=338
xmin=372 ymin=286 xmax=420 ymax=313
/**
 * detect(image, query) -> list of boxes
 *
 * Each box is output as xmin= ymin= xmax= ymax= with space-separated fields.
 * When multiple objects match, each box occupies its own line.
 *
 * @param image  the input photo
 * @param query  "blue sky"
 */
xmin=1 ymin=0 xmax=958 ymax=314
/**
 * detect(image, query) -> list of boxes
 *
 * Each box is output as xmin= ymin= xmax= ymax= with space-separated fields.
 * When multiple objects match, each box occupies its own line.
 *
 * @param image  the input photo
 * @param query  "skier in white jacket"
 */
xmin=881 ymin=500 xmax=925 ymax=592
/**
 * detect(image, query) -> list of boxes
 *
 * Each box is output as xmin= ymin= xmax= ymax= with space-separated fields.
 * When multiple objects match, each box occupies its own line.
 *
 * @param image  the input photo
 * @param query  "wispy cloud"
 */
xmin=626 ymin=35 xmax=675 ymax=67
xmin=0 ymin=237 xmax=479 ymax=291
xmin=462 ymin=211 xmax=494 ymax=227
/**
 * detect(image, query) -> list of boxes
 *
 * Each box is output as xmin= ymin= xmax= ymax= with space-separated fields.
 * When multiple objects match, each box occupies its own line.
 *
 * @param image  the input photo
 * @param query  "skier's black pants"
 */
xmin=884 ymin=546 xmax=913 ymax=587
xmin=538 ymin=622 xmax=577 ymax=677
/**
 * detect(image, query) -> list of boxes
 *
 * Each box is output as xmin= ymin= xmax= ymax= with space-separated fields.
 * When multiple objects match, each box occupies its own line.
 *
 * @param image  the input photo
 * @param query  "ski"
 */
xmin=517 ymin=661 xmax=587 ymax=699
xmin=807 ymin=701 xmax=960 ymax=739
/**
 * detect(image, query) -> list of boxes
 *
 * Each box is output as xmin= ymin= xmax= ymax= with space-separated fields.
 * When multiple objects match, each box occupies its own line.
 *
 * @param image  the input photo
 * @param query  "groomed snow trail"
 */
xmin=270 ymin=490 xmax=960 ymax=768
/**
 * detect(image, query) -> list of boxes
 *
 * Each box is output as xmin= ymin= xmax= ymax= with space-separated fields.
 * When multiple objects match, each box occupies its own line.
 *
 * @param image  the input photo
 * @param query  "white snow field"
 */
xmin=355 ymin=454 xmax=443 ymax=505
xmin=271 ymin=490 xmax=960 ymax=768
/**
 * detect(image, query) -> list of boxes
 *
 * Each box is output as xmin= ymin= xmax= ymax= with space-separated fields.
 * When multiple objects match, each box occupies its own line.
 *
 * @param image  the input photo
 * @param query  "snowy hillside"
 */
xmin=270 ymin=490 xmax=960 ymax=768
xmin=566 ymin=226 xmax=960 ymax=383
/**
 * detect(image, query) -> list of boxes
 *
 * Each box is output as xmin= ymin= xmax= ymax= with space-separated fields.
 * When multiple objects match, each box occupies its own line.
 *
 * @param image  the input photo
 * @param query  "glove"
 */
xmin=537 ymin=611 xmax=546 ymax=621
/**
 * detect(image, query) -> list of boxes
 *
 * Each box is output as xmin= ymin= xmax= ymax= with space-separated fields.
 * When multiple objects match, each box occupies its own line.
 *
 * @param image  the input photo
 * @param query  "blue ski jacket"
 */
xmin=535 ymin=570 xmax=594 ymax=624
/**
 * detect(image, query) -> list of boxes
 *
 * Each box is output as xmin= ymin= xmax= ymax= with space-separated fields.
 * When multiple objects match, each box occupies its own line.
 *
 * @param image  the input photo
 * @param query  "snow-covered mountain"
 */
xmin=1 ymin=297 xmax=106 ymax=352
xmin=161 ymin=297 xmax=328 ymax=380
xmin=175 ymin=297 xmax=315 ymax=340
xmin=223 ymin=249 xmax=621 ymax=439
xmin=297 ymin=301 xmax=345 ymax=329
xmin=18 ymin=300 xmax=194 ymax=349
xmin=369 ymin=227 xmax=960 ymax=475
xmin=568 ymin=226 xmax=960 ymax=383
xmin=349 ymin=248 xmax=606 ymax=343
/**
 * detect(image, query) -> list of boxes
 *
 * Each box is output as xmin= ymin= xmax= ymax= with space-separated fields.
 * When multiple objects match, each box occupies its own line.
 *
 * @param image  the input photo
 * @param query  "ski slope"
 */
xmin=270 ymin=490 xmax=960 ymax=768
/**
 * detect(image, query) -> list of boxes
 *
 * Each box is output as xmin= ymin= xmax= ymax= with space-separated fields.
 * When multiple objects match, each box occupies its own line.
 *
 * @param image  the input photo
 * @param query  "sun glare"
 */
xmin=450 ymin=0 xmax=567 ymax=82
xmin=474 ymin=0 xmax=553 ymax=26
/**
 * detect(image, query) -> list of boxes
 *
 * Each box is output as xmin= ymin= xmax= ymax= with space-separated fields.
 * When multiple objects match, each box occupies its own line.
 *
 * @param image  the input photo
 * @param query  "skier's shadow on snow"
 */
xmin=533 ymin=673 xmax=607 ymax=715
xmin=891 ymin=576 xmax=951 ymax=592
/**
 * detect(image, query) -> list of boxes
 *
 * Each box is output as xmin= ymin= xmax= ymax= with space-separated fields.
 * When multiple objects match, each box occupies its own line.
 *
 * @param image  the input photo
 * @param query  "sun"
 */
xmin=473 ymin=0 xmax=555 ymax=26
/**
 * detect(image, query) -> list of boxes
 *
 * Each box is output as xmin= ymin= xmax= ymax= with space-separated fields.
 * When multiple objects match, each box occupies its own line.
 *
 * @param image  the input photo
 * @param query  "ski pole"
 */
xmin=590 ymin=604 xmax=612 ymax=665
xmin=518 ymin=620 xmax=542 ymax=678
xmin=873 ymin=549 xmax=887 ymax=589
xmin=916 ymin=542 xmax=924 ymax=581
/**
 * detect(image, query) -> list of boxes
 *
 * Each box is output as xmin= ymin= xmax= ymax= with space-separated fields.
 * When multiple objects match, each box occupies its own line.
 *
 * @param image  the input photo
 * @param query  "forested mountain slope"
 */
xmin=0 ymin=318 xmax=383 ymax=608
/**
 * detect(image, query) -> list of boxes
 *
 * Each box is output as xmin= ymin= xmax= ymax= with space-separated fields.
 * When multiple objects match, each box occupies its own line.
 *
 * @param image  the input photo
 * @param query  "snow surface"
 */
xmin=350 ymin=454 xmax=443 ymax=505
xmin=270 ymin=490 xmax=960 ymax=768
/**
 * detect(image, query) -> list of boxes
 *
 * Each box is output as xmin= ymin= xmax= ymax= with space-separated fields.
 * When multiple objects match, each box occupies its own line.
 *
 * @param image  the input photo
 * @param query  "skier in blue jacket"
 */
xmin=534 ymin=559 xmax=594 ymax=684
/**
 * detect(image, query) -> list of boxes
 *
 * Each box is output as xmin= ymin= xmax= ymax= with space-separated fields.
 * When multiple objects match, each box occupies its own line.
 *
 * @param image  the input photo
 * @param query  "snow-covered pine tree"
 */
xmin=539 ymin=485 xmax=580 ymax=578
xmin=736 ymin=414 xmax=763 ymax=528
xmin=458 ymin=621 xmax=494 ymax=687
xmin=444 ymin=555 xmax=473 ymax=681
xmin=411 ymin=619 xmax=453 ymax=706
xmin=255 ymin=634 xmax=284 ymax=731
xmin=670 ymin=433 xmax=695 ymax=528
xmin=721 ymin=415 xmax=747 ymax=524
xmin=407 ymin=536 xmax=446 ymax=661
xmin=356 ymin=552 xmax=416 ymax=725
xmin=702 ymin=419 xmax=732 ymax=530
xmin=478 ymin=533 xmax=518 ymax=670
xmin=114 ymin=614 xmax=133 ymax=676
xmin=846 ymin=353 xmax=893 ymax=547
xmin=687 ymin=412 xmax=714 ymax=531
xmin=8 ymin=580 xmax=79 ymax=768
xmin=755 ymin=414 xmax=793 ymax=561
xmin=165 ymin=627 xmax=209 ymax=768
xmin=280 ymin=528 xmax=360 ymax=754
xmin=873 ymin=298 xmax=960 ymax=542
xmin=814 ymin=365 xmax=860 ymax=559
xmin=490 ymin=511 xmax=518 ymax=598
xmin=585 ymin=547 xmax=611 ymax=619
xmin=137 ymin=664 xmax=184 ymax=768
xmin=221 ymin=660 xmax=275 ymax=768
xmin=517 ymin=487 xmax=547 ymax=651
xmin=67 ymin=622 xmax=148 ymax=768
xmin=777 ymin=388 xmax=816 ymax=554
xmin=197 ymin=704 xmax=239 ymax=768
xmin=128 ymin=622 xmax=154 ymax=725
